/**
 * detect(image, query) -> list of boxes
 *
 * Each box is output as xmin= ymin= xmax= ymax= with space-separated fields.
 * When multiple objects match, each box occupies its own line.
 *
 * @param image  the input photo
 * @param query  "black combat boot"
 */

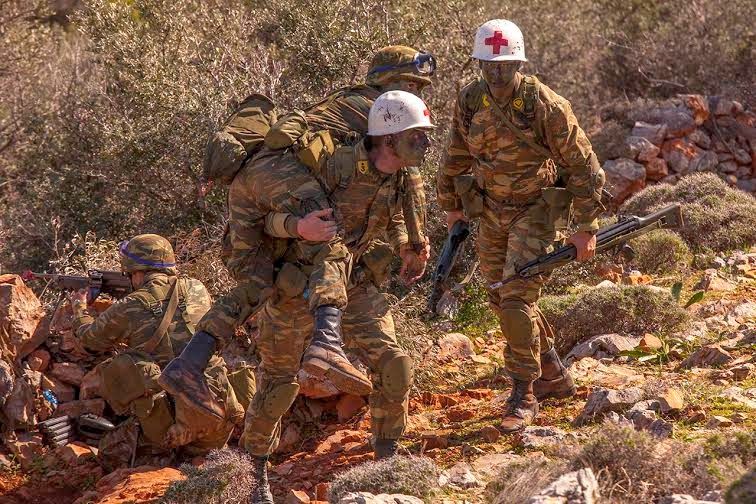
xmin=301 ymin=306 xmax=373 ymax=396
xmin=373 ymin=438 xmax=399 ymax=459
xmin=250 ymin=455 xmax=274 ymax=504
xmin=533 ymin=348 xmax=576 ymax=401
xmin=500 ymin=376 xmax=539 ymax=433
xmin=157 ymin=330 xmax=225 ymax=420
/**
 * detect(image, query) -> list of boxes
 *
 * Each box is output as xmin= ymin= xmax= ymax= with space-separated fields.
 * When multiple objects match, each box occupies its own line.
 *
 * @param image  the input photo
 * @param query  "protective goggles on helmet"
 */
xmin=368 ymin=51 xmax=437 ymax=77
xmin=118 ymin=240 xmax=177 ymax=268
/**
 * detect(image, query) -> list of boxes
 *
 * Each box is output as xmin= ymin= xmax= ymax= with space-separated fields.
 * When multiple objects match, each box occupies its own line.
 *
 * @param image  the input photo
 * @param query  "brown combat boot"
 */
xmin=301 ymin=306 xmax=373 ymax=396
xmin=500 ymin=377 xmax=538 ymax=433
xmin=533 ymin=348 xmax=576 ymax=401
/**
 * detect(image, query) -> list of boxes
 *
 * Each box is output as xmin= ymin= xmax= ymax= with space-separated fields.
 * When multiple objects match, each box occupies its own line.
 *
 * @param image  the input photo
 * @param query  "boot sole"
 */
xmin=157 ymin=374 xmax=226 ymax=421
xmin=302 ymin=359 xmax=373 ymax=396
xmin=535 ymin=384 xmax=577 ymax=402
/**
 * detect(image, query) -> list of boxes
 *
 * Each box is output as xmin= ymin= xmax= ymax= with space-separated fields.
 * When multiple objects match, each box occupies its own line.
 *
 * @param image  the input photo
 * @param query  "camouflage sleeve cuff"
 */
xmin=575 ymin=218 xmax=600 ymax=232
xmin=264 ymin=212 xmax=300 ymax=238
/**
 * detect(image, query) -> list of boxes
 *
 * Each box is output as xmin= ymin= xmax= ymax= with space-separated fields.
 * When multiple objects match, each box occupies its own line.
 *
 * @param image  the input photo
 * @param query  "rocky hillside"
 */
xmin=1 ymin=230 xmax=755 ymax=503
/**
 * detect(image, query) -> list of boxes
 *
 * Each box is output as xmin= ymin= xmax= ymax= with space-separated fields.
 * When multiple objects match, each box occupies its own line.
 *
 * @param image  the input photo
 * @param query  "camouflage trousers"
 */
xmin=478 ymin=198 xmax=560 ymax=382
xmin=240 ymin=279 xmax=411 ymax=456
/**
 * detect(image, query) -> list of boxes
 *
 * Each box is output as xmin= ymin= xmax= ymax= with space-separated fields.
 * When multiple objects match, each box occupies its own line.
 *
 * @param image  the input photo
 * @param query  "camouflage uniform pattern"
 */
xmin=437 ymin=74 xmax=605 ymax=381
xmin=240 ymin=139 xmax=412 ymax=456
xmin=72 ymin=272 xmax=243 ymax=451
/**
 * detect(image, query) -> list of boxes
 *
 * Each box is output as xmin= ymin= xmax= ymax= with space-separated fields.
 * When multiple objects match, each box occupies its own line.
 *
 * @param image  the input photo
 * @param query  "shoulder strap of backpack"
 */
xmin=482 ymin=79 xmax=552 ymax=161
xmin=142 ymin=278 xmax=179 ymax=355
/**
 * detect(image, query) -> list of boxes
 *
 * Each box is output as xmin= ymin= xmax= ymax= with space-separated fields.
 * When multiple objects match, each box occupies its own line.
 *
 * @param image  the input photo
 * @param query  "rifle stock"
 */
xmin=22 ymin=269 xmax=132 ymax=302
xmin=490 ymin=204 xmax=684 ymax=290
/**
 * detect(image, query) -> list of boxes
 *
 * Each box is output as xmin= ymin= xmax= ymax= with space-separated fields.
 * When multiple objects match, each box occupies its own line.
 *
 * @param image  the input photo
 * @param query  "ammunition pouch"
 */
xmin=540 ymin=186 xmax=573 ymax=233
xmin=265 ymin=111 xmax=335 ymax=170
xmin=360 ymin=241 xmax=394 ymax=286
xmin=98 ymin=352 xmax=162 ymax=416
xmin=274 ymin=262 xmax=308 ymax=300
xmin=453 ymin=175 xmax=485 ymax=219
xmin=132 ymin=391 xmax=174 ymax=447
xmin=227 ymin=364 xmax=256 ymax=414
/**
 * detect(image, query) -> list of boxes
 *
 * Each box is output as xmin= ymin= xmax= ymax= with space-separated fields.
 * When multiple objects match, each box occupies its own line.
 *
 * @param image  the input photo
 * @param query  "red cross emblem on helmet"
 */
xmin=484 ymin=31 xmax=508 ymax=54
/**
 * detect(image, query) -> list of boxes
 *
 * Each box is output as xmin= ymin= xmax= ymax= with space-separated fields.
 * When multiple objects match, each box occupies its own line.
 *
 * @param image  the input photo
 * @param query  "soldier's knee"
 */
xmin=378 ymin=350 xmax=413 ymax=402
xmin=260 ymin=380 xmax=300 ymax=419
xmin=498 ymin=298 xmax=535 ymax=339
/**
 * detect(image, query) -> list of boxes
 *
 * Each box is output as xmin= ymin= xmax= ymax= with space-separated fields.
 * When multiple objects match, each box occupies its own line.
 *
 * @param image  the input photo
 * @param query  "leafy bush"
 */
xmin=327 ymin=455 xmax=439 ymax=503
xmin=161 ymin=448 xmax=256 ymax=504
xmin=539 ymin=285 xmax=690 ymax=355
xmin=628 ymin=229 xmax=691 ymax=275
xmin=622 ymin=173 xmax=756 ymax=253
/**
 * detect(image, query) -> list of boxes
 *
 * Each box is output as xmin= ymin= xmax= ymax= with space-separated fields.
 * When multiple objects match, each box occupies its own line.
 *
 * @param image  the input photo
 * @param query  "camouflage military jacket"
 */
xmin=304 ymin=85 xmax=426 ymax=250
xmin=72 ymin=273 xmax=212 ymax=366
xmin=438 ymin=73 xmax=605 ymax=231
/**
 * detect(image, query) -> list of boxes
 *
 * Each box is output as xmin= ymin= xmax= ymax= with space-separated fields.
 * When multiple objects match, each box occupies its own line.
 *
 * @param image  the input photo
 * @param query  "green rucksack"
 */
xmin=202 ymin=93 xmax=277 ymax=185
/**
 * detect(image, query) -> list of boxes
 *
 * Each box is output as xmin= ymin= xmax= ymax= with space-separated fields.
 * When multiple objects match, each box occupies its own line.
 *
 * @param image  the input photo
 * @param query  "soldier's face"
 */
xmin=382 ymin=79 xmax=427 ymax=98
xmin=480 ymin=61 xmax=521 ymax=88
xmin=391 ymin=129 xmax=431 ymax=166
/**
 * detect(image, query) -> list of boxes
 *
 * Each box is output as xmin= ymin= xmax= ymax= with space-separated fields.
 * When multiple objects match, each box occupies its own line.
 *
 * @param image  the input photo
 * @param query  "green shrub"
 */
xmin=628 ymin=229 xmax=691 ymax=275
xmin=622 ymin=173 xmax=756 ymax=253
xmin=161 ymin=448 xmax=255 ymax=504
xmin=539 ymin=285 xmax=689 ymax=355
xmin=327 ymin=455 xmax=439 ymax=503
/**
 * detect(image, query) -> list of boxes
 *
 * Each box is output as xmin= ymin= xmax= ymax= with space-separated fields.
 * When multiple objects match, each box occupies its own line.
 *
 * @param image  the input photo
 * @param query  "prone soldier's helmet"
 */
xmin=365 ymin=45 xmax=436 ymax=88
xmin=119 ymin=234 xmax=177 ymax=276
xmin=472 ymin=19 xmax=527 ymax=62
xmin=367 ymin=91 xmax=436 ymax=136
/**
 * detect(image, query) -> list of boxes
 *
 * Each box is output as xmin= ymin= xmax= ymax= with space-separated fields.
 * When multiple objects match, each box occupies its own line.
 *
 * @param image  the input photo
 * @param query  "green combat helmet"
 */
xmin=119 ymin=234 xmax=177 ymax=276
xmin=365 ymin=45 xmax=436 ymax=88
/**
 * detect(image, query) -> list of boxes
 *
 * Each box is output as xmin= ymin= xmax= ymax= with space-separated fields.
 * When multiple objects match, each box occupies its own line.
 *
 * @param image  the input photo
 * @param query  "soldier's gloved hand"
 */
xmin=568 ymin=231 xmax=597 ymax=262
xmin=445 ymin=210 xmax=468 ymax=232
xmin=297 ymin=208 xmax=338 ymax=242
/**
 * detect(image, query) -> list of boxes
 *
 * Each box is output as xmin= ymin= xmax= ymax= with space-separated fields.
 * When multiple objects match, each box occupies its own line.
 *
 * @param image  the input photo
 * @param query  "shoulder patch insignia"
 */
xmin=512 ymin=97 xmax=524 ymax=111
xmin=357 ymin=160 xmax=369 ymax=174
xmin=482 ymin=95 xmax=490 ymax=108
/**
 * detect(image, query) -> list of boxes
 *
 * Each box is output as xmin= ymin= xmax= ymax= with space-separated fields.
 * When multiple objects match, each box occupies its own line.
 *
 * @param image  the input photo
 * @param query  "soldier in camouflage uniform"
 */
xmin=69 ymin=234 xmax=245 ymax=459
xmin=437 ymin=20 xmax=606 ymax=432
xmin=159 ymin=46 xmax=435 ymax=417
xmin=217 ymin=91 xmax=432 ymax=504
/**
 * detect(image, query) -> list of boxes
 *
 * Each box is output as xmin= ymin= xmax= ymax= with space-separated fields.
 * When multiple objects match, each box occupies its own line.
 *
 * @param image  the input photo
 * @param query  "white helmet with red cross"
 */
xmin=367 ymin=90 xmax=436 ymax=136
xmin=472 ymin=19 xmax=527 ymax=62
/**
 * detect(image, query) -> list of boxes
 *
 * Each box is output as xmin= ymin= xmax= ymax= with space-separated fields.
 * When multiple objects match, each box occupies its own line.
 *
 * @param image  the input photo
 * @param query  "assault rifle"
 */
xmin=22 ymin=269 xmax=132 ymax=302
xmin=490 ymin=204 xmax=684 ymax=290
xmin=427 ymin=220 xmax=471 ymax=313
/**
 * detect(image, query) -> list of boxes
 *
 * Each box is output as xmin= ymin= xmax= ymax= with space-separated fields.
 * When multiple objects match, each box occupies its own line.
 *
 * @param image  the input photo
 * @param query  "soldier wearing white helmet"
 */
xmin=184 ymin=91 xmax=435 ymax=502
xmin=438 ymin=19 xmax=606 ymax=433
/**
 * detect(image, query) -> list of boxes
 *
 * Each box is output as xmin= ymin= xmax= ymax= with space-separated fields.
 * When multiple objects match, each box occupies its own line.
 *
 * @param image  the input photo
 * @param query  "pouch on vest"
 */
xmin=265 ymin=110 xmax=308 ymax=149
xmin=454 ymin=175 xmax=485 ymax=218
xmin=360 ymin=241 xmax=394 ymax=286
xmin=98 ymin=352 xmax=162 ymax=416
xmin=297 ymin=130 xmax=335 ymax=170
xmin=541 ymin=186 xmax=573 ymax=232
xmin=274 ymin=262 xmax=308 ymax=300
xmin=203 ymin=93 xmax=276 ymax=185
xmin=132 ymin=392 xmax=174 ymax=447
